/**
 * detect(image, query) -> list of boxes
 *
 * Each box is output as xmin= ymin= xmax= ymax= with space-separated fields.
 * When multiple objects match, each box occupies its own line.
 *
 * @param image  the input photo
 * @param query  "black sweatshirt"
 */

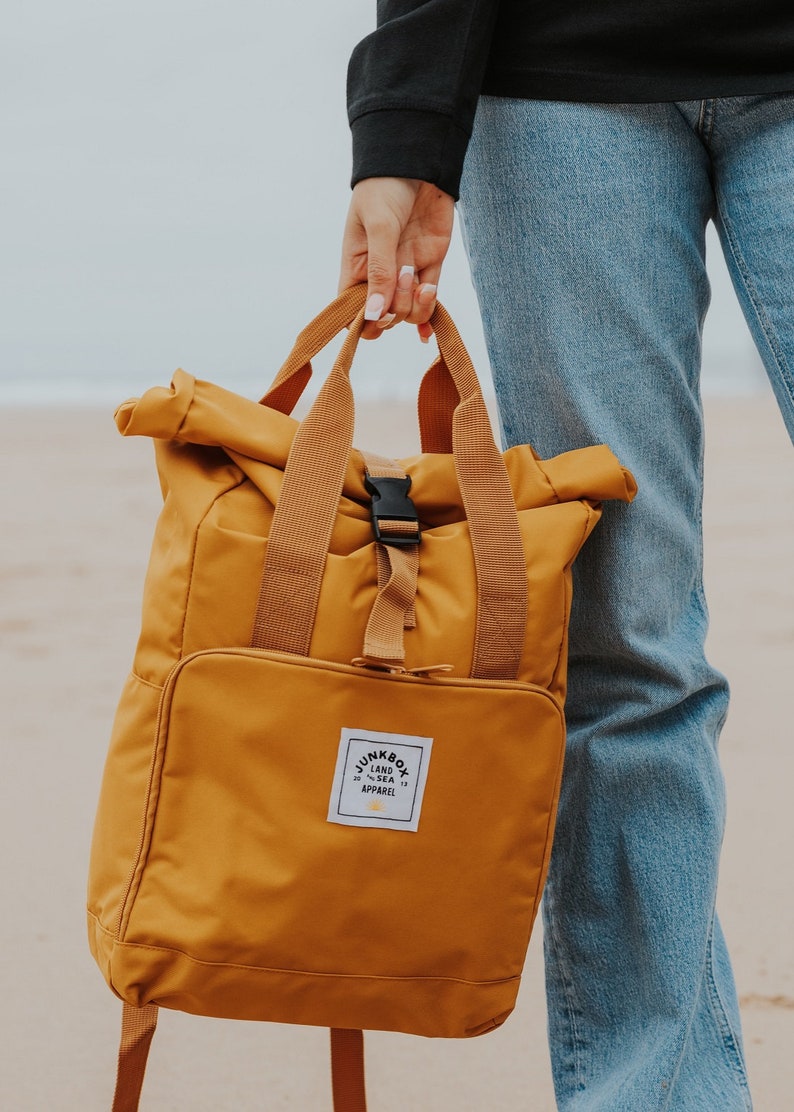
xmin=348 ymin=1 xmax=794 ymax=197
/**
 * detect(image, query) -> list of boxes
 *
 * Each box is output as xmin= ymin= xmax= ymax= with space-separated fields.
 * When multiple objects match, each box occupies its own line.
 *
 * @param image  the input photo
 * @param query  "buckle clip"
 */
xmin=364 ymin=473 xmax=421 ymax=547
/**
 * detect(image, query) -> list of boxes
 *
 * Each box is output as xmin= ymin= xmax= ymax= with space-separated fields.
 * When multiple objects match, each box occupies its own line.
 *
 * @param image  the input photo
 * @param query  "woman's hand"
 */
xmin=339 ymin=177 xmax=455 ymax=340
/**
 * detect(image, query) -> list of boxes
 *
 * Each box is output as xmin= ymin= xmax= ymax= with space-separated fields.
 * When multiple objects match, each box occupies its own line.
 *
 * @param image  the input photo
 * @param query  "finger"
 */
xmin=406 ymin=282 xmax=438 ymax=328
xmin=371 ymin=264 xmax=416 ymax=337
xmin=389 ymin=264 xmax=417 ymax=322
xmin=360 ymin=224 xmax=401 ymax=340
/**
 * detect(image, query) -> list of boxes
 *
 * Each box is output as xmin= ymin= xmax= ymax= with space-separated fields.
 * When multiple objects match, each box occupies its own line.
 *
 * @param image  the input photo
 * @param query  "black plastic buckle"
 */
xmin=364 ymin=473 xmax=421 ymax=547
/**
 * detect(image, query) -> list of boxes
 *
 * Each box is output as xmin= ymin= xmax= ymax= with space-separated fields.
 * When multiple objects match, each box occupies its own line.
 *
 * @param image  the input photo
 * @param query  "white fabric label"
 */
xmin=327 ymin=727 xmax=433 ymax=832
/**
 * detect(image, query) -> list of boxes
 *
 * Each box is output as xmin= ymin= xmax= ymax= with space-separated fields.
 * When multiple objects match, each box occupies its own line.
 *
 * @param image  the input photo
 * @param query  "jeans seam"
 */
xmin=693 ymin=390 xmax=707 ymax=616
xmin=697 ymin=98 xmax=716 ymax=144
xmin=545 ymin=884 xmax=587 ymax=1093
xmin=704 ymin=920 xmax=753 ymax=1107
xmin=697 ymin=99 xmax=706 ymax=135
xmin=715 ymin=201 xmax=794 ymax=408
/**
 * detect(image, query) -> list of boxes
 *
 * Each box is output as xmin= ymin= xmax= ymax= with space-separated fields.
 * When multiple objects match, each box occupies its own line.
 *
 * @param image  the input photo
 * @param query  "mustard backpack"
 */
xmin=87 ymin=287 xmax=636 ymax=1110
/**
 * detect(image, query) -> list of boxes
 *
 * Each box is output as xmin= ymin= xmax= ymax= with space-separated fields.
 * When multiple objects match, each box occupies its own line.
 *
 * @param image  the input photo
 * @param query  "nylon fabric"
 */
xmin=88 ymin=289 xmax=637 ymax=1109
xmin=331 ymin=1029 xmax=367 ymax=1112
xmin=260 ymin=283 xmax=367 ymax=415
xmin=251 ymin=290 xmax=532 ymax=681
xmin=111 ymin=1004 xmax=158 ymax=1112
xmin=432 ymin=307 xmax=530 ymax=679
xmin=418 ymin=355 xmax=459 ymax=453
xmin=251 ymin=319 xmax=362 ymax=655
xmin=361 ymin=541 xmax=419 ymax=664
xmin=360 ymin=449 xmax=419 ymax=664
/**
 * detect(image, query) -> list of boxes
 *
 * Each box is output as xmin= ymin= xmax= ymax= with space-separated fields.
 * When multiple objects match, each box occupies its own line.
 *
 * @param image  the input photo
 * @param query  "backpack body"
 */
xmin=87 ymin=291 xmax=636 ymax=1103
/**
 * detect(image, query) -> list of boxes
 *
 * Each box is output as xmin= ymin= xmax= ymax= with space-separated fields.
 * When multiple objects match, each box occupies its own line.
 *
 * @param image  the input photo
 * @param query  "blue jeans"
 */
xmin=459 ymin=94 xmax=794 ymax=1111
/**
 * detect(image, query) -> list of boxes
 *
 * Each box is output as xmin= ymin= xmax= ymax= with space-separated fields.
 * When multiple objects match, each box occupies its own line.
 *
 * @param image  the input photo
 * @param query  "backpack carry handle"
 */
xmin=260 ymin=284 xmax=475 ymax=456
xmin=251 ymin=295 xmax=528 ymax=681
xmin=259 ymin=284 xmax=368 ymax=414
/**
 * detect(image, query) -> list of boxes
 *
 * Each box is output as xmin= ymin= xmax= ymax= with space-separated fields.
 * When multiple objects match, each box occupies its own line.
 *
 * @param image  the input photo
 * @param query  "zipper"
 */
xmin=114 ymin=657 xmax=182 ymax=940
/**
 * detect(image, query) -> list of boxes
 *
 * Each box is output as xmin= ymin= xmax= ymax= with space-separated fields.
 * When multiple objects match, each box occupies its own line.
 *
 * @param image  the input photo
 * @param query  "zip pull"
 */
xmin=351 ymin=657 xmax=453 ymax=678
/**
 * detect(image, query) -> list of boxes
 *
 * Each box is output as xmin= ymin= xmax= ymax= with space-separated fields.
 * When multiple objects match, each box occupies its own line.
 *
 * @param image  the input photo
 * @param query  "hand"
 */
xmin=338 ymin=177 xmax=455 ymax=341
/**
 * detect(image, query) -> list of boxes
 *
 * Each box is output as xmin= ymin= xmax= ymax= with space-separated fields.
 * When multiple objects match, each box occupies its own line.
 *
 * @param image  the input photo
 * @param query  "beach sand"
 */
xmin=1 ymin=396 xmax=791 ymax=1110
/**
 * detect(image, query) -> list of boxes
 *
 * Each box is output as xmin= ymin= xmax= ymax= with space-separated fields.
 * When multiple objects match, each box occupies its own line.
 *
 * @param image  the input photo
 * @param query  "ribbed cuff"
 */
xmin=350 ymin=108 xmax=470 ymax=200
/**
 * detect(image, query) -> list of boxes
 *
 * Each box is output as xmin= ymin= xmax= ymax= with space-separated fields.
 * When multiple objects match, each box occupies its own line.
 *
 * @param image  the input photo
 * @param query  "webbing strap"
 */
xmin=259 ymin=285 xmax=368 ymax=414
xmin=251 ymin=316 xmax=362 ymax=654
xmin=258 ymin=285 xmax=466 ymax=452
xmin=359 ymin=451 xmax=419 ymax=666
xmin=330 ymin=1029 xmax=367 ymax=1112
xmin=251 ymin=294 xmax=527 ymax=680
xmin=362 ymin=537 xmax=419 ymax=665
xmin=431 ymin=304 xmax=528 ymax=679
xmin=109 ymin=1009 xmax=368 ymax=1111
xmin=111 ymin=1003 xmax=158 ymax=1112
xmin=417 ymin=354 xmax=458 ymax=453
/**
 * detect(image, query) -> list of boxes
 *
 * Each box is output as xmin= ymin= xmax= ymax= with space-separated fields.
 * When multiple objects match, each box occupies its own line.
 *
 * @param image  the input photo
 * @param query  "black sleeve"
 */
xmin=347 ymin=0 xmax=500 ymax=199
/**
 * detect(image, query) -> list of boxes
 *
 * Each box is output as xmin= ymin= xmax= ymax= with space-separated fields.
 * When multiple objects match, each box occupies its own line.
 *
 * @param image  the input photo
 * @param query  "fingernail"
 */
xmin=364 ymin=293 xmax=385 ymax=321
xmin=417 ymin=283 xmax=437 ymax=304
xmin=376 ymin=312 xmax=397 ymax=329
xmin=397 ymin=265 xmax=415 ymax=291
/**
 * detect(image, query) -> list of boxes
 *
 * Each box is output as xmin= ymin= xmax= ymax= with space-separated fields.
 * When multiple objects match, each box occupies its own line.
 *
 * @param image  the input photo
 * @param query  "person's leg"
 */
xmin=459 ymin=98 xmax=751 ymax=1111
xmin=707 ymin=93 xmax=794 ymax=442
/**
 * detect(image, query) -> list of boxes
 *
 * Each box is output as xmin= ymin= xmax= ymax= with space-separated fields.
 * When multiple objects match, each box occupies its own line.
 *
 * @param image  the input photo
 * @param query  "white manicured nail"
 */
xmin=397 ymin=265 xmax=415 ymax=290
xmin=364 ymin=293 xmax=385 ymax=320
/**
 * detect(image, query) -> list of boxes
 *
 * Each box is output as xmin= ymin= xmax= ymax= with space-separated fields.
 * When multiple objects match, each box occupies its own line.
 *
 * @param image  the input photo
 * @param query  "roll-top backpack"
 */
xmin=87 ymin=287 xmax=636 ymax=1109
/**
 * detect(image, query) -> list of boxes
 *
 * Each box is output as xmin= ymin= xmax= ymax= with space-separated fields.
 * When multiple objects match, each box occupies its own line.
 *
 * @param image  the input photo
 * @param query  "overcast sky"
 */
xmin=1 ymin=1 xmax=765 ymax=402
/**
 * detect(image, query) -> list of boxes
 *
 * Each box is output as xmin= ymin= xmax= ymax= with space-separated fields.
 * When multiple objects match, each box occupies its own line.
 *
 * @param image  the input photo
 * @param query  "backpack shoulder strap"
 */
xmin=109 ymin=1008 xmax=366 ymax=1111
xmin=111 ymin=1003 xmax=158 ymax=1111
xmin=331 ymin=1028 xmax=367 ymax=1112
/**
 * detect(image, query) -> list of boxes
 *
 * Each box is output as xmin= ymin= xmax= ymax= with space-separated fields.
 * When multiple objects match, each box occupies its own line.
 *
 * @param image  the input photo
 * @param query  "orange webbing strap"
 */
xmin=259 ymin=285 xmax=368 ymax=414
xmin=361 ymin=534 xmax=419 ymax=666
xmin=430 ymin=303 xmax=528 ymax=680
xmin=252 ymin=295 xmax=527 ymax=680
xmin=376 ymin=542 xmax=416 ymax=630
xmin=251 ymin=313 xmax=364 ymax=654
xmin=417 ymin=354 xmax=458 ymax=454
xmin=111 ymin=1003 xmax=158 ymax=1112
xmin=259 ymin=283 xmax=452 ymax=455
xmin=359 ymin=451 xmax=419 ymax=667
xmin=374 ymin=526 xmax=419 ymax=628
xmin=331 ymin=1029 xmax=367 ymax=1112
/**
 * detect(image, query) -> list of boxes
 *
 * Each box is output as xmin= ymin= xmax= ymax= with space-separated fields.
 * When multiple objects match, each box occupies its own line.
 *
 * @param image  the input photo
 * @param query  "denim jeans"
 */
xmin=459 ymin=94 xmax=794 ymax=1111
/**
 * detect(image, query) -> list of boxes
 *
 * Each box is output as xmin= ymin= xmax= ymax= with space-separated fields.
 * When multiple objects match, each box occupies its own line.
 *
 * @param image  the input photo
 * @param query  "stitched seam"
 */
xmin=91 ymin=915 xmax=521 ymax=987
xmin=349 ymin=100 xmax=471 ymax=131
xmin=129 ymin=671 xmax=164 ymax=692
xmin=660 ymin=939 xmax=715 ymax=1109
xmin=704 ymin=922 xmax=753 ymax=1104
xmin=544 ymin=881 xmax=586 ymax=1091
xmin=179 ymin=472 xmax=248 ymax=653
xmin=693 ymin=391 xmax=707 ymax=614
xmin=114 ymin=669 xmax=176 ymax=939
xmin=716 ymin=204 xmax=794 ymax=401
xmin=696 ymin=98 xmax=708 ymax=137
xmin=350 ymin=0 xmax=493 ymax=133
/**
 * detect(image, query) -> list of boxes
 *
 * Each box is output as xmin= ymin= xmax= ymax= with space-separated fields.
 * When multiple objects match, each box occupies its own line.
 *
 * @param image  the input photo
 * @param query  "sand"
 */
xmin=1 ymin=396 xmax=791 ymax=1110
